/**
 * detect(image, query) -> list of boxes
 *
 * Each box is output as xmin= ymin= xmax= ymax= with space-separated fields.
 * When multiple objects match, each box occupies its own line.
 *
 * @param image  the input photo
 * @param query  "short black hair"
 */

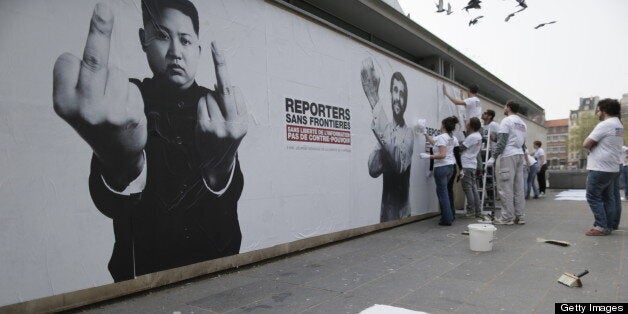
xmin=597 ymin=98 xmax=621 ymax=116
xmin=442 ymin=116 xmax=459 ymax=133
xmin=390 ymin=72 xmax=408 ymax=106
xmin=469 ymin=117 xmax=481 ymax=132
xmin=484 ymin=109 xmax=495 ymax=120
xmin=506 ymin=101 xmax=520 ymax=114
xmin=533 ymin=140 xmax=542 ymax=147
xmin=142 ymin=0 xmax=200 ymax=35
xmin=469 ymin=84 xmax=479 ymax=94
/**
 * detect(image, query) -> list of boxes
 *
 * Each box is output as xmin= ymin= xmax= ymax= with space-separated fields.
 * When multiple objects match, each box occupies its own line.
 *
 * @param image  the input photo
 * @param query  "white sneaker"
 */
xmin=477 ymin=215 xmax=493 ymax=223
xmin=493 ymin=218 xmax=514 ymax=225
xmin=515 ymin=217 xmax=526 ymax=225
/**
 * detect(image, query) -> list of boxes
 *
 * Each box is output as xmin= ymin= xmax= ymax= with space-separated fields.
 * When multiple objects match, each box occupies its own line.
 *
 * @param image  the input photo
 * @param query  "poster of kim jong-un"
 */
xmin=0 ymin=0 xmax=445 ymax=307
xmin=52 ymin=0 xmax=248 ymax=282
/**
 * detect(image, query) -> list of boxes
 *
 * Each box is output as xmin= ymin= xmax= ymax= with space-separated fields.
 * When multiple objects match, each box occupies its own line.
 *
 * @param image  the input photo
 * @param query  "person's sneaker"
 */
xmin=532 ymin=196 xmax=539 ymax=199
xmin=515 ymin=217 xmax=526 ymax=225
xmin=585 ymin=228 xmax=607 ymax=236
xmin=493 ymin=218 xmax=514 ymax=225
xmin=477 ymin=215 xmax=493 ymax=223
xmin=438 ymin=222 xmax=452 ymax=226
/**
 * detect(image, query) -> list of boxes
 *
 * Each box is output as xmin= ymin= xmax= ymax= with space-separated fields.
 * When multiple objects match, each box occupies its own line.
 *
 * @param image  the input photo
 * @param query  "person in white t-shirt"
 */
xmin=459 ymin=117 xmax=483 ymax=218
xmin=479 ymin=109 xmax=499 ymax=220
xmin=532 ymin=141 xmax=547 ymax=196
xmin=525 ymin=150 xmax=540 ymax=199
xmin=490 ymin=101 xmax=528 ymax=225
xmin=583 ymin=98 xmax=624 ymax=236
xmin=621 ymin=146 xmax=628 ymax=200
xmin=420 ymin=116 xmax=460 ymax=226
xmin=443 ymin=84 xmax=482 ymax=123
xmin=482 ymin=109 xmax=500 ymax=154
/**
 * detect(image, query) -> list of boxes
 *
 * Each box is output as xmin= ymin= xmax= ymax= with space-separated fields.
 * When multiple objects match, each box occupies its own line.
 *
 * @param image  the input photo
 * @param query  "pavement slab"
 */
xmin=71 ymin=190 xmax=627 ymax=313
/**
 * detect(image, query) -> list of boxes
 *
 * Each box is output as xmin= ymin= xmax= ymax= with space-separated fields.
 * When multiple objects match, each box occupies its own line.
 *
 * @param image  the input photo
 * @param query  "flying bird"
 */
xmin=534 ymin=21 xmax=557 ymax=29
xmin=469 ymin=15 xmax=484 ymax=26
xmin=446 ymin=3 xmax=453 ymax=15
xmin=516 ymin=0 xmax=527 ymax=9
xmin=463 ymin=0 xmax=482 ymax=11
xmin=504 ymin=12 xmax=515 ymax=22
xmin=436 ymin=0 xmax=445 ymax=13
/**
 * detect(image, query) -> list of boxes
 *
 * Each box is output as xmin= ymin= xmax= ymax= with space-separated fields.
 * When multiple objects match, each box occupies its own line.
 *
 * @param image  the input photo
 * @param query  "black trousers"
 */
xmin=537 ymin=164 xmax=547 ymax=193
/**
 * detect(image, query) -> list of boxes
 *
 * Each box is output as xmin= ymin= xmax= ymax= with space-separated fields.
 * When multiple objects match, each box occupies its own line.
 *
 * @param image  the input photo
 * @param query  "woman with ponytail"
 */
xmin=420 ymin=116 xmax=460 ymax=225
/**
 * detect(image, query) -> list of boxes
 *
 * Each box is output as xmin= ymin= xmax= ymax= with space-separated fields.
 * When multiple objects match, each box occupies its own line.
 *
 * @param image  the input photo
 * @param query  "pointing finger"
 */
xmin=78 ymin=3 xmax=114 ymax=94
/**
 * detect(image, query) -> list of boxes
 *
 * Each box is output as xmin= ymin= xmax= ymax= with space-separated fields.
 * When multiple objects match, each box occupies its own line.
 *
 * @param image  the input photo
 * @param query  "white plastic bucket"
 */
xmin=468 ymin=224 xmax=497 ymax=252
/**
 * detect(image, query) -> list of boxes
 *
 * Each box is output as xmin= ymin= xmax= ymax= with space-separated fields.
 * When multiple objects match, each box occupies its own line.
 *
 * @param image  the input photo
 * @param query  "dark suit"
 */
xmin=89 ymin=78 xmax=243 ymax=281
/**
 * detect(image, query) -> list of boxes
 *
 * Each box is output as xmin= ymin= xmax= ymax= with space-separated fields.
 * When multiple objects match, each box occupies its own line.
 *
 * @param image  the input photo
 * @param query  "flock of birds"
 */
xmin=434 ymin=0 xmax=557 ymax=29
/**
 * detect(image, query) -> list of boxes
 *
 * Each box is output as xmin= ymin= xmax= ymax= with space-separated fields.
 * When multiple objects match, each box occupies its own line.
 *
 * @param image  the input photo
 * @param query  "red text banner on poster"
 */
xmin=286 ymin=125 xmax=351 ymax=145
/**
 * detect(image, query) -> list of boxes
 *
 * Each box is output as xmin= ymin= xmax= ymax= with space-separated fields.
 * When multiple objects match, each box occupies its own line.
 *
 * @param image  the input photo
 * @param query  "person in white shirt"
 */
xmin=525 ymin=150 xmax=540 ymax=199
xmin=583 ymin=99 xmax=623 ymax=235
xmin=420 ymin=116 xmax=460 ymax=226
xmin=459 ymin=117 xmax=483 ymax=218
xmin=490 ymin=101 xmax=528 ymax=225
xmin=532 ymin=141 xmax=547 ymax=196
xmin=621 ymin=146 xmax=628 ymax=200
xmin=482 ymin=109 xmax=500 ymax=154
xmin=443 ymin=84 xmax=482 ymax=123
xmin=478 ymin=109 xmax=500 ymax=221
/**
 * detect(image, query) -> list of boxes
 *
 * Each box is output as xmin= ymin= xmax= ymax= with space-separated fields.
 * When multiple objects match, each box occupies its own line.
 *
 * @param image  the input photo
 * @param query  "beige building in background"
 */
xmin=545 ymin=119 xmax=569 ymax=169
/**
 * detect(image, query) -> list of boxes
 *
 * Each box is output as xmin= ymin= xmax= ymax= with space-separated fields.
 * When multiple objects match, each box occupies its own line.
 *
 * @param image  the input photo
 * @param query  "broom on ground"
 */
xmin=557 ymin=270 xmax=589 ymax=287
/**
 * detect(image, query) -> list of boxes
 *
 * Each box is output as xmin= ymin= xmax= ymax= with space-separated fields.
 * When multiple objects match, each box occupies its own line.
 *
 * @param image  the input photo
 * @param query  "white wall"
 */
xmin=0 ymin=0 xmax=543 ymax=306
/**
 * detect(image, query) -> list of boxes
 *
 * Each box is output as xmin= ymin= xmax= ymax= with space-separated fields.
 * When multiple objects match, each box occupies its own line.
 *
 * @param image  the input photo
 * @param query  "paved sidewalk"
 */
xmin=74 ymin=190 xmax=627 ymax=313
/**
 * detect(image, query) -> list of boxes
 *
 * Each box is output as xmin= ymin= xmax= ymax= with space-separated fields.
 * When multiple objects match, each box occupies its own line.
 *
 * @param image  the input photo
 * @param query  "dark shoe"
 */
xmin=438 ymin=222 xmax=452 ymax=226
xmin=585 ymin=228 xmax=607 ymax=236
xmin=515 ymin=217 xmax=526 ymax=225
xmin=532 ymin=196 xmax=539 ymax=199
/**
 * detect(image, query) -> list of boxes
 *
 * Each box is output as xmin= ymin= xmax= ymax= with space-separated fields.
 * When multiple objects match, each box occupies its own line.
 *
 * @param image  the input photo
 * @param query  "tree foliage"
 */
xmin=568 ymin=111 xmax=598 ymax=167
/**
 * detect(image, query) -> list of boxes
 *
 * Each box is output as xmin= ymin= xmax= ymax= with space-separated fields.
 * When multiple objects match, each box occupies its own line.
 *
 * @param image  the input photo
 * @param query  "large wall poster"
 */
xmin=0 ymin=0 xmax=468 ymax=306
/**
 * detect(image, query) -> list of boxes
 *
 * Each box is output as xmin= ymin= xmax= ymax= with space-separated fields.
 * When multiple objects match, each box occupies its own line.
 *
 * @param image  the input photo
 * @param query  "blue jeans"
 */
xmin=434 ymin=165 xmax=455 ymax=224
xmin=613 ymin=165 xmax=625 ymax=228
xmin=622 ymin=165 xmax=628 ymax=198
xmin=525 ymin=163 xmax=540 ymax=198
xmin=586 ymin=171 xmax=619 ymax=232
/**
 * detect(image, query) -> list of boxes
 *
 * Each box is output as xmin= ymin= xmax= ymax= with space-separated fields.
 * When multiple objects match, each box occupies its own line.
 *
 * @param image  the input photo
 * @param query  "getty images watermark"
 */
xmin=556 ymin=303 xmax=625 ymax=313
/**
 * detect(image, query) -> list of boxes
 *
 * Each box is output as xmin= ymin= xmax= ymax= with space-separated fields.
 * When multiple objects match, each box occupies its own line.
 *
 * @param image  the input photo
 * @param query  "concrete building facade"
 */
xmin=545 ymin=119 xmax=569 ymax=169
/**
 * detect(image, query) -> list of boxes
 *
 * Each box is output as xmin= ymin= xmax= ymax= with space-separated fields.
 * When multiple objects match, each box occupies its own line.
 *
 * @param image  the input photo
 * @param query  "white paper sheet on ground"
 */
xmin=360 ymin=304 xmax=429 ymax=314
xmin=555 ymin=189 xmax=587 ymax=201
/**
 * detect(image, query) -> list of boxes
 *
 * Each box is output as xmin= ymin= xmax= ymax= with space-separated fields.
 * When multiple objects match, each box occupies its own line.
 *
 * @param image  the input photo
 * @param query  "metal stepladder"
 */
xmin=477 ymin=128 xmax=499 ymax=223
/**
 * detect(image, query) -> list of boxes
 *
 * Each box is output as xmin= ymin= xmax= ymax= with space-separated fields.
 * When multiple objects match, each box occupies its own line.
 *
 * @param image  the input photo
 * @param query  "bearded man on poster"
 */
xmin=361 ymin=58 xmax=414 ymax=222
xmin=52 ymin=0 xmax=248 ymax=281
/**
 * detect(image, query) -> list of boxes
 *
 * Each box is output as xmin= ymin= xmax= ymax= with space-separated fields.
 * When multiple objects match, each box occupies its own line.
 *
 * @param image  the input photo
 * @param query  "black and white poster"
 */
xmin=0 ymin=0 xmax=468 ymax=306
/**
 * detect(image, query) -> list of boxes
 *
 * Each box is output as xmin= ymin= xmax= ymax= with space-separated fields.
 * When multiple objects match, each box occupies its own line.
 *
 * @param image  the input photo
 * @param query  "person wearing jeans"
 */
xmin=583 ymin=99 xmax=623 ymax=236
xmin=525 ymin=153 xmax=540 ymax=199
xmin=587 ymin=171 xmax=619 ymax=234
xmin=622 ymin=146 xmax=628 ymax=200
xmin=420 ymin=116 xmax=460 ymax=226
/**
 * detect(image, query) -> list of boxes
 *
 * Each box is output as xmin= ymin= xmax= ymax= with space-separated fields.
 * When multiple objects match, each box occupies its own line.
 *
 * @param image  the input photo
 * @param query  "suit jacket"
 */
xmin=89 ymin=78 xmax=243 ymax=281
